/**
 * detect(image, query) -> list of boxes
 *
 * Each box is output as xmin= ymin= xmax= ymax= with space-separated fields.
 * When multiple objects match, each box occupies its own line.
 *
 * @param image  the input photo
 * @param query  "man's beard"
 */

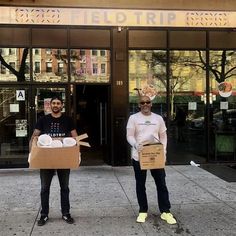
xmin=52 ymin=107 xmax=61 ymax=113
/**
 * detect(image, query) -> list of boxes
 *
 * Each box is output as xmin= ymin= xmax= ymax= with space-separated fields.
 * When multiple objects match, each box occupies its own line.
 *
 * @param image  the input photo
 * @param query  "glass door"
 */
xmin=0 ymin=86 xmax=30 ymax=167
xmin=33 ymin=87 xmax=67 ymax=123
xmin=75 ymin=85 xmax=109 ymax=165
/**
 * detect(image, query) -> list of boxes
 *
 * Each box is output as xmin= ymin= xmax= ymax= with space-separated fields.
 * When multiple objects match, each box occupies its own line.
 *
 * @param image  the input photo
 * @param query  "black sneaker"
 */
xmin=37 ymin=215 xmax=49 ymax=226
xmin=62 ymin=214 xmax=74 ymax=224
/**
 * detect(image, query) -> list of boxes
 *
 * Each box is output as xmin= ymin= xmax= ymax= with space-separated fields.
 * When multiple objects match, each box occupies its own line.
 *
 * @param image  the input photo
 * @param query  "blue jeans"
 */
xmin=40 ymin=169 xmax=70 ymax=216
xmin=132 ymin=159 xmax=171 ymax=213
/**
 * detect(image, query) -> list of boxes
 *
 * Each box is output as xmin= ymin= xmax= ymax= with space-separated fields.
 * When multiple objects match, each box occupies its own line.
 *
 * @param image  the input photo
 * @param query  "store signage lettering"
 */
xmin=0 ymin=6 xmax=232 ymax=28
xmin=71 ymin=10 xmax=176 ymax=26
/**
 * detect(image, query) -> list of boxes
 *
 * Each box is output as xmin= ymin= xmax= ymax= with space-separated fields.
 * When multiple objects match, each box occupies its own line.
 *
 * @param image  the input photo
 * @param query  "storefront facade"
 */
xmin=0 ymin=1 xmax=236 ymax=167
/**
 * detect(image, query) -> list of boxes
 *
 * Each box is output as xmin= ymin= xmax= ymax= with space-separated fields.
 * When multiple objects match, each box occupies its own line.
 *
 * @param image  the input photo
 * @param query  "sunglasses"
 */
xmin=140 ymin=101 xmax=151 ymax=105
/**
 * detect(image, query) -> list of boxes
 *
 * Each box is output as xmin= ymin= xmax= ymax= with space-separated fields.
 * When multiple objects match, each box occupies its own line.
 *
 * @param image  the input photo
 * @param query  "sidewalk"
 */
xmin=0 ymin=165 xmax=236 ymax=236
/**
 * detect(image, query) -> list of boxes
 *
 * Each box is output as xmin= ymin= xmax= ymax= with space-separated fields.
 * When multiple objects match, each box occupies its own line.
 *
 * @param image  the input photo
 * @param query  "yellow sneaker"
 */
xmin=160 ymin=212 xmax=177 ymax=225
xmin=136 ymin=213 xmax=148 ymax=223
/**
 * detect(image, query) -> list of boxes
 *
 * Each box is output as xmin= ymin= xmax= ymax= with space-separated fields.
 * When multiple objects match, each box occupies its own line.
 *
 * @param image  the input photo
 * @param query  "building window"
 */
xmin=80 ymin=63 xmax=86 ymax=74
xmin=58 ymin=62 xmax=64 ymax=74
xmin=25 ymin=62 xmax=30 ymax=74
xmin=101 ymin=63 xmax=106 ymax=74
xmin=34 ymin=49 xmax=40 ymax=55
xmin=92 ymin=50 xmax=97 ymax=56
xmin=80 ymin=50 xmax=86 ymax=56
xmin=9 ymin=48 xmax=16 ymax=55
xmin=1 ymin=64 xmax=6 ymax=74
xmin=46 ymin=62 xmax=52 ymax=73
xmin=70 ymin=49 xmax=110 ymax=83
xmin=92 ymin=63 xmax=98 ymax=74
xmin=46 ymin=49 xmax=52 ymax=55
xmin=34 ymin=62 xmax=40 ymax=73
xmin=100 ymin=50 xmax=106 ymax=56
xmin=9 ymin=62 xmax=15 ymax=74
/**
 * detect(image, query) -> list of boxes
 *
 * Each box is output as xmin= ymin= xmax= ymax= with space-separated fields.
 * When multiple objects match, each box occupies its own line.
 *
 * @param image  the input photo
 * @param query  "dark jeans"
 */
xmin=132 ymin=159 xmax=171 ymax=213
xmin=40 ymin=169 xmax=70 ymax=216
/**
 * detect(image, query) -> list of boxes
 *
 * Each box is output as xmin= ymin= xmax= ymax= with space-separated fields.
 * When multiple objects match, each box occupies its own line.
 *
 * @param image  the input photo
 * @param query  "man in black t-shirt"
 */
xmin=29 ymin=96 xmax=78 ymax=226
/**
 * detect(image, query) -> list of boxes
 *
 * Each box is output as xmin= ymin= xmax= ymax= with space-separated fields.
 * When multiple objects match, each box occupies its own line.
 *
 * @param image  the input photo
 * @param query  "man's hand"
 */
xmin=134 ymin=143 xmax=143 ymax=152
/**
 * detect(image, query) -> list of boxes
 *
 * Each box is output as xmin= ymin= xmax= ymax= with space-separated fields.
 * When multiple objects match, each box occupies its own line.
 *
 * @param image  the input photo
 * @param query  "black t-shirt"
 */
xmin=35 ymin=114 xmax=75 ymax=137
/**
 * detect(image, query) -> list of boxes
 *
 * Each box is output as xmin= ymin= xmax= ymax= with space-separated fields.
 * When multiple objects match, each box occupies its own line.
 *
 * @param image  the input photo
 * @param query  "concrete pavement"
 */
xmin=0 ymin=165 xmax=236 ymax=236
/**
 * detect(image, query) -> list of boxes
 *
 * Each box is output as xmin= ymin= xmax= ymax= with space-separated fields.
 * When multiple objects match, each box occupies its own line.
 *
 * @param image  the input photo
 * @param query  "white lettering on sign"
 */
xmin=16 ymin=90 xmax=25 ymax=101
xmin=0 ymin=7 xmax=233 ymax=28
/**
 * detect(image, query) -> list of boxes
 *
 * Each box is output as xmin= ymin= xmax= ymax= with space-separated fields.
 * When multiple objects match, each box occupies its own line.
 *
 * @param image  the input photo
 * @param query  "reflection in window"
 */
xmin=34 ymin=62 xmax=40 ymax=73
xmin=92 ymin=50 xmax=97 ymax=56
xmin=0 ymin=48 xmax=30 ymax=82
xmin=46 ymin=62 xmax=52 ymax=73
xmin=25 ymin=62 xmax=30 ymax=74
xmin=9 ymin=48 xmax=16 ymax=55
xmin=92 ymin=63 xmax=98 ymax=74
xmin=170 ymin=50 xmax=206 ymax=119
xmin=70 ymin=49 xmax=110 ymax=83
xmin=101 ymin=63 xmax=106 ymax=74
xmin=58 ymin=62 xmax=64 ymax=74
xmin=1 ymin=64 xmax=6 ymax=74
xmin=100 ymin=50 xmax=106 ymax=56
xmin=210 ymin=50 xmax=236 ymax=131
xmin=33 ymin=48 xmax=68 ymax=82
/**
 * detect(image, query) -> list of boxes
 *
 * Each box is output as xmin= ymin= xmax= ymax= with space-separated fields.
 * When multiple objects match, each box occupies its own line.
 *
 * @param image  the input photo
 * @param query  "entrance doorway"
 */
xmin=76 ymin=85 xmax=110 ymax=165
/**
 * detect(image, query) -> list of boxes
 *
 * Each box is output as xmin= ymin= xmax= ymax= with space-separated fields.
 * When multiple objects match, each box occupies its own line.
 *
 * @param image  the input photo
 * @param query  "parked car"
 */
xmin=189 ymin=109 xmax=236 ymax=130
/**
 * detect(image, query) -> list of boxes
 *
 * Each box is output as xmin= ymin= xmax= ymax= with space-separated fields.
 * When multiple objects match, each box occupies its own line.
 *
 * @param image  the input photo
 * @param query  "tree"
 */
xmin=0 ymin=48 xmax=29 ymax=82
xmin=148 ymin=51 xmax=193 ymax=118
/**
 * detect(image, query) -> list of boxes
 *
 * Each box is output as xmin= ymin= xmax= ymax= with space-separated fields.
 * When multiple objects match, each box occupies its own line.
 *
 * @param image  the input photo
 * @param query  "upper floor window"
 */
xmin=101 ymin=63 xmax=106 ymax=74
xmin=46 ymin=49 xmax=52 ymax=55
xmin=1 ymin=64 xmax=6 ymax=74
xmin=9 ymin=62 xmax=15 ymax=74
xmin=34 ymin=62 xmax=40 ymax=73
xmin=80 ymin=50 xmax=86 ymax=56
xmin=92 ymin=50 xmax=98 ymax=56
xmin=9 ymin=48 xmax=16 ymax=55
xmin=46 ymin=62 xmax=52 ymax=73
xmin=100 ymin=50 xmax=106 ymax=56
xmin=58 ymin=62 xmax=64 ymax=74
xmin=34 ymin=49 xmax=40 ymax=55
xmin=92 ymin=63 xmax=98 ymax=74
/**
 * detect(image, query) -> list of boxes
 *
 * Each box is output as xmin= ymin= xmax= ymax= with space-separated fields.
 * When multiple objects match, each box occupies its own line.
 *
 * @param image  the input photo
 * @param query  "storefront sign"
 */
xmin=0 ymin=6 xmax=233 ymax=28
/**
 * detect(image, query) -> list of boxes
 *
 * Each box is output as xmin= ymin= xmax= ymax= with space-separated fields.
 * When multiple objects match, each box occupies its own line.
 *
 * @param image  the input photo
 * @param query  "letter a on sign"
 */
xmin=16 ymin=90 xmax=25 ymax=101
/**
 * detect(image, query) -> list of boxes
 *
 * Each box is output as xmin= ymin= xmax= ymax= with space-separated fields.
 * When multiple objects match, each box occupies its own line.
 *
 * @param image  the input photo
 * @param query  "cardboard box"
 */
xmin=29 ymin=134 xmax=90 ymax=169
xmin=139 ymin=143 xmax=165 ymax=170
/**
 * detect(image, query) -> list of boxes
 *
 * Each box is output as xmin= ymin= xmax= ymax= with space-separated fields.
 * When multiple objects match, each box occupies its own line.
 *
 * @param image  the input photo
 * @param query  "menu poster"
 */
xmin=220 ymin=101 xmax=228 ymax=110
xmin=10 ymin=104 xmax=19 ymax=113
xmin=188 ymin=102 xmax=197 ymax=111
xmin=16 ymin=119 xmax=27 ymax=137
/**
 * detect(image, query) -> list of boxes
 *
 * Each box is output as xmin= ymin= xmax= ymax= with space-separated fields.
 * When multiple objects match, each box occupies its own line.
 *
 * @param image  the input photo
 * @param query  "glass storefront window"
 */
xmin=129 ymin=50 xmax=167 ymax=115
xmin=209 ymin=50 xmax=236 ymax=161
xmin=210 ymin=50 xmax=236 ymax=131
xmin=0 ymin=48 xmax=30 ymax=82
xmin=70 ymin=49 xmax=110 ymax=83
xmin=33 ymin=48 xmax=68 ymax=82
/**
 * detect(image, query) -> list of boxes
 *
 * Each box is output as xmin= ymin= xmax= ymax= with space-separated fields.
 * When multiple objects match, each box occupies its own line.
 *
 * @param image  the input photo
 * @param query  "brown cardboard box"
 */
xmin=29 ymin=134 xmax=89 ymax=169
xmin=139 ymin=143 xmax=165 ymax=170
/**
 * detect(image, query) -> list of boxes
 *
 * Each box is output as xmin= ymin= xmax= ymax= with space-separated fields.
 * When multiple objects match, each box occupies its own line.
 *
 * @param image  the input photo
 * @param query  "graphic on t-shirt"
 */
xmin=47 ymin=122 xmax=66 ymax=137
